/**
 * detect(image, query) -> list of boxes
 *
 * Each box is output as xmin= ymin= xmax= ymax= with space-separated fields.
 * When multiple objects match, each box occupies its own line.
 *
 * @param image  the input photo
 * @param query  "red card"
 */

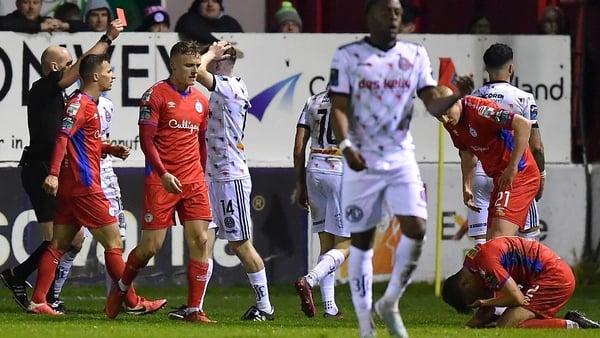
xmin=116 ymin=8 xmax=127 ymax=26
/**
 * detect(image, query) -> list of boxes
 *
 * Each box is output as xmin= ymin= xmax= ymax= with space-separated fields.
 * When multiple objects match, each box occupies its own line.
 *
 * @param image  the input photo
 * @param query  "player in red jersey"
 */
xmin=107 ymin=41 xmax=222 ymax=323
xmin=442 ymin=236 xmax=600 ymax=329
xmin=435 ymin=85 xmax=539 ymax=239
xmin=30 ymin=54 xmax=166 ymax=316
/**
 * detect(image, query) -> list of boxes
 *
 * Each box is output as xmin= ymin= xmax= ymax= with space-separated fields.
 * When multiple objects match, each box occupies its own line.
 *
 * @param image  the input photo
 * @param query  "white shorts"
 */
xmin=467 ymin=173 xmax=494 ymax=237
xmin=468 ymin=173 xmax=539 ymax=237
xmin=306 ymin=168 xmax=349 ymax=238
xmin=209 ymin=177 xmax=253 ymax=242
xmin=341 ymin=162 xmax=427 ymax=234
xmin=100 ymin=167 xmax=126 ymax=238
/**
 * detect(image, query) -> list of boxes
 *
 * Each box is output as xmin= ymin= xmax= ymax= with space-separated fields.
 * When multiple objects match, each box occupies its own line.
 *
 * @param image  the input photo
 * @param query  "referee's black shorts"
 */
xmin=21 ymin=162 xmax=56 ymax=223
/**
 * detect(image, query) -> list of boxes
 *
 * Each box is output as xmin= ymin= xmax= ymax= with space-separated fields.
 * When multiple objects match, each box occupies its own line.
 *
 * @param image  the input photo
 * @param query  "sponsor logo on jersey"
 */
xmin=470 ymin=145 xmax=489 ymax=152
xmin=169 ymin=119 xmax=199 ymax=133
xmin=167 ymin=101 xmax=176 ymax=109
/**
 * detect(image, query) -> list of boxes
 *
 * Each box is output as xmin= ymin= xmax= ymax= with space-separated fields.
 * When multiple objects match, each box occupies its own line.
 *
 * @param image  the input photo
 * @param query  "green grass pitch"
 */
xmin=1 ymin=281 xmax=599 ymax=337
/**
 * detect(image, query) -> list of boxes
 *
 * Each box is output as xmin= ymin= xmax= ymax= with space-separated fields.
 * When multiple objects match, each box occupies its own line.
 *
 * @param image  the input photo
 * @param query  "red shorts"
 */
xmin=489 ymin=164 xmax=540 ymax=230
xmin=54 ymin=193 xmax=117 ymax=228
xmin=522 ymin=259 xmax=575 ymax=318
xmin=142 ymin=182 xmax=212 ymax=230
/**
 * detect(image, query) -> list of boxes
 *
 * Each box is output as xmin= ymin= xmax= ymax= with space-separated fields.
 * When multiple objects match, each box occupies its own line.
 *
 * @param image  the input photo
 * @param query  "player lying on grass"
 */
xmin=442 ymin=236 xmax=600 ymax=329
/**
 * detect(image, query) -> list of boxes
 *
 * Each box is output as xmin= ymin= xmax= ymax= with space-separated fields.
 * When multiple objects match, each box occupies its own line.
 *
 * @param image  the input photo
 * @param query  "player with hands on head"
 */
xmin=443 ymin=236 xmax=600 ymax=329
xmin=195 ymin=40 xmax=276 ymax=322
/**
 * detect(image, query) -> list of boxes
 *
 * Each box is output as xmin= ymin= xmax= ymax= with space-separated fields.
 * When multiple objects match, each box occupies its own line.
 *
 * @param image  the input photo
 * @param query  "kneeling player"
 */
xmin=442 ymin=236 xmax=600 ymax=329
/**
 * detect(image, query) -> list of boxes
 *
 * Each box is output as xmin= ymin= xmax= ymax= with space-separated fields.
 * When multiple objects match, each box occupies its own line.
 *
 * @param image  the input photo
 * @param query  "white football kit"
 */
xmin=206 ymin=74 xmax=253 ymax=241
xmin=329 ymin=39 xmax=435 ymax=233
xmin=97 ymin=96 xmax=126 ymax=238
xmin=297 ymin=91 xmax=349 ymax=238
xmin=471 ymin=81 xmax=540 ymax=237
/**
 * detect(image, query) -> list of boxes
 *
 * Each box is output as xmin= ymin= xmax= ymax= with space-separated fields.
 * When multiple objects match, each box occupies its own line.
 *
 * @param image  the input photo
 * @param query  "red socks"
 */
xmin=31 ymin=246 xmax=63 ymax=304
xmin=187 ymin=259 xmax=209 ymax=308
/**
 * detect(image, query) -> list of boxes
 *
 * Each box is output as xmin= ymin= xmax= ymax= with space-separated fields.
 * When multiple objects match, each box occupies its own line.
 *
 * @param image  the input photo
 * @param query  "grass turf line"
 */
xmin=0 ymin=282 xmax=599 ymax=337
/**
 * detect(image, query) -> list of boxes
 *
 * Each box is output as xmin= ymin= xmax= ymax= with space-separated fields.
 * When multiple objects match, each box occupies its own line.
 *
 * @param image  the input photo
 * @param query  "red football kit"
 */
xmin=138 ymin=80 xmax=212 ymax=229
xmin=49 ymin=91 xmax=115 ymax=227
xmin=464 ymin=236 xmax=575 ymax=318
xmin=444 ymin=96 xmax=540 ymax=228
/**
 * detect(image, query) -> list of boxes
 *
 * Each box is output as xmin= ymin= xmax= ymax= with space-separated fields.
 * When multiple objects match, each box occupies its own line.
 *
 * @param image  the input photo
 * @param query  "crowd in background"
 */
xmin=0 ymin=0 xmax=597 ymax=164
xmin=0 ymin=0 xmax=577 ymax=36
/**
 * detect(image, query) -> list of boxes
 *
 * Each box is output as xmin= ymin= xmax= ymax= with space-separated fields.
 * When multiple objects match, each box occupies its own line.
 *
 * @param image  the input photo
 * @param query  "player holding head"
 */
xmin=192 ymin=41 xmax=275 ymax=321
xmin=106 ymin=41 xmax=215 ymax=322
xmin=443 ymin=236 xmax=600 ymax=329
xmin=293 ymin=91 xmax=350 ymax=319
xmin=328 ymin=0 xmax=473 ymax=336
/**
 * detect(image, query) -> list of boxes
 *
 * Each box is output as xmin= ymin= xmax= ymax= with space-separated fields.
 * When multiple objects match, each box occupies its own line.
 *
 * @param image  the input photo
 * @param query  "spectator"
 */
xmin=54 ymin=2 xmax=90 ymax=33
xmin=136 ymin=5 xmax=170 ymax=32
xmin=468 ymin=13 xmax=492 ymax=34
xmin=400 ymin=1 xmax=420 ymax=33
xmin=1 ymin=0 xmax=66 ymax=33
xmin=538 ymin=5 xmax=569 ymax=35
xmin=274 ymin=1 xmax=302 ymax=33
xmin=84 ymin=0 xmax=113 ymax=32
xmin=175 ymin=0 xmax=243 ymax=45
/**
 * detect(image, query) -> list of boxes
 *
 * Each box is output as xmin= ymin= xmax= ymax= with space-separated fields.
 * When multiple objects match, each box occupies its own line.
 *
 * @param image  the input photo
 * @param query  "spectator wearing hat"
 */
xmin=136 ymin=5 xmax=170 ymax=32
xmin=274 ymin=1 xmax=302 ymax=33
xmin=83 ymin=0 xmax=113 ymax=32
xmin=175 ymin=0 xmax=243 ymax=45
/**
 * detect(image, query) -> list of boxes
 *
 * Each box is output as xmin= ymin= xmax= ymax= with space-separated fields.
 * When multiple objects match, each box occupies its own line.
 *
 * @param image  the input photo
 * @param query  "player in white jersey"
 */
xmin=328 ymin=1 xmax=474 ymax=337
xmin=195 ymin=41 xmax=274 ymax=321
xmin=466 ymin=43 xmax=546 ymax=244
xmin=293 ymin=91 xmax=350 ymax=319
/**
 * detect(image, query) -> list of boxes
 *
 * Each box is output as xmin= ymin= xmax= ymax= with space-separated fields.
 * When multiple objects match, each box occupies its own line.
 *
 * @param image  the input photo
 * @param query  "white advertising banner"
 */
xmin=0 ymin=32 xmax=570 ymax=167
xmin=328 ymin=164 xmax=586 ymax=282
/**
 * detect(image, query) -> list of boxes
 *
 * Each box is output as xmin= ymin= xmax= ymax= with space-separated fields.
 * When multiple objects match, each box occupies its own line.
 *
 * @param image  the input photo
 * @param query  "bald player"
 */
xmin=1 ymin=19 xmax=124 ymax=312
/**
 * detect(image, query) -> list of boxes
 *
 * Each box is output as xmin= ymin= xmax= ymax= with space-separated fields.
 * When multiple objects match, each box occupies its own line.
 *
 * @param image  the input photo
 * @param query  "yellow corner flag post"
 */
xmin=434 ymin=121 xmax=444 ymax=297
xmin=434 ymin=57 xmax=457 ymax=296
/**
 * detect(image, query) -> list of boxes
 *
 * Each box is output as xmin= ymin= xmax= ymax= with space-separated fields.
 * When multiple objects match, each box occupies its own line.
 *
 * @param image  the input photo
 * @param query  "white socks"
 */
xmin=247 ymin=268 xmax=272 ymax=313
xmin=380 ymin=236 xmax=423 ymax=308
xmin=53 ymin=249 xmax=78 ymax=300
xmin=349 ymin=246 xmax=374 ymax=337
